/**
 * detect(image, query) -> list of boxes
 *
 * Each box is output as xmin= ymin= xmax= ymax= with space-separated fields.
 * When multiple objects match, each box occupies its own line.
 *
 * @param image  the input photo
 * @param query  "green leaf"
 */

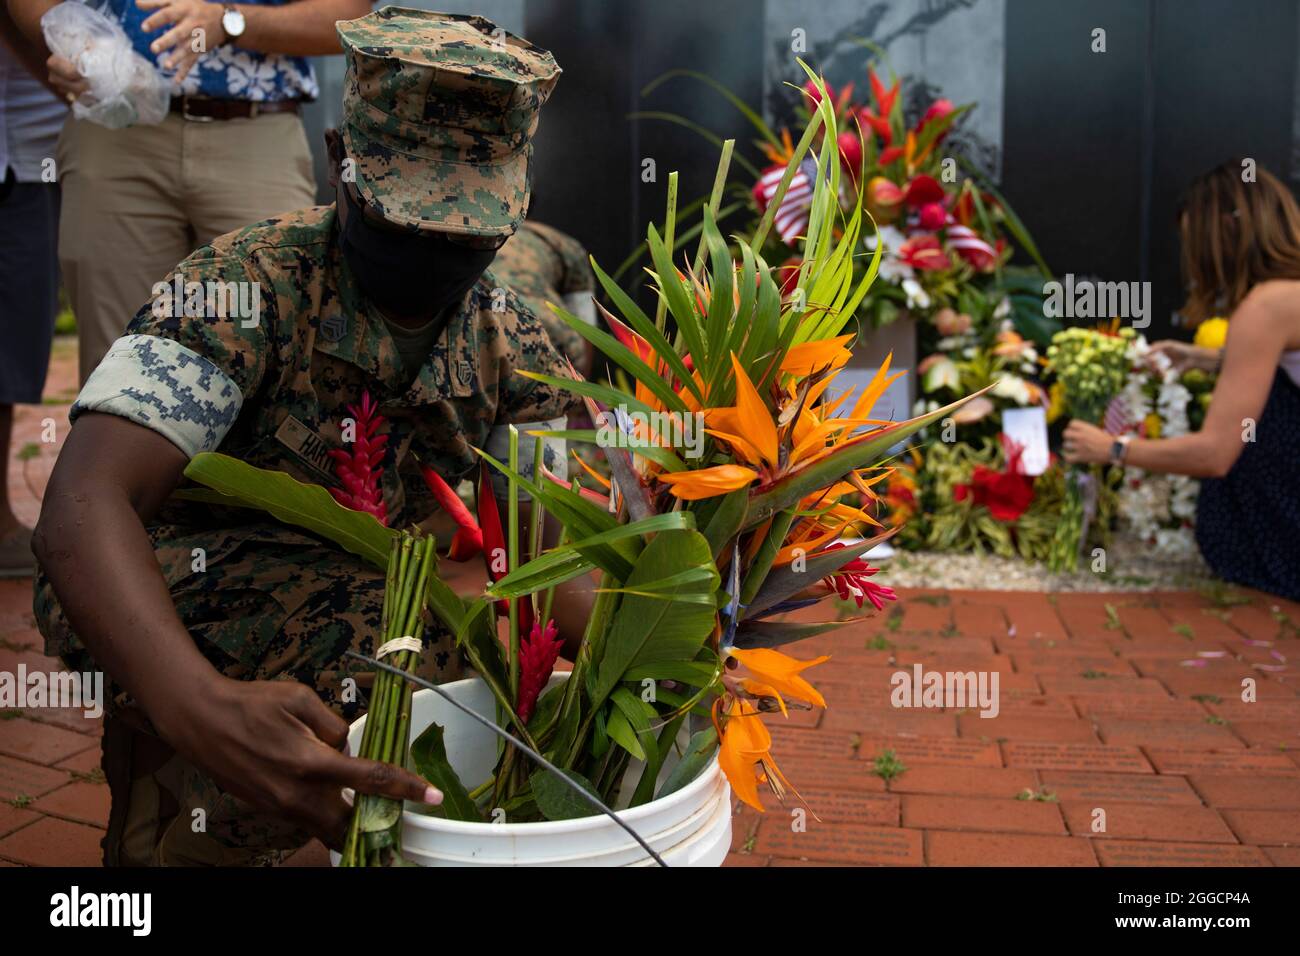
xmin=610 ymin=687 xmax=659 ymax=767
xmin=530 ymin=767 xmax=600 ymax=821
xmin=622 ymin=659 xmax=721 ymax=686
xmin=639 ymin=69 xmax=783 ymax=149
xmin=701 ymin=487 xmax=749 ymax=559
xmin=733 ymin=618 xmax=851 ymax=650
xmin=604 ymin=703 xmax=645 ymax=761
xmin=656 ymin=727 xmax=718 ymax=800
xmin=591 ymin=529 xmax=720 ymax=708
xmin=409 ymin=722 xmax=479 ymax=822
xmin=183 ymin=452 xmax=394 ymax=568
xmin=488 ymin=511 xmax=696 ymax=599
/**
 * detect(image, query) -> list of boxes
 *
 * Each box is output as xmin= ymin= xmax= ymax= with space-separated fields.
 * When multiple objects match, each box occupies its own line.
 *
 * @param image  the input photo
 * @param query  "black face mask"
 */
xmin=338 ymin=185 xmax=498 ymax=319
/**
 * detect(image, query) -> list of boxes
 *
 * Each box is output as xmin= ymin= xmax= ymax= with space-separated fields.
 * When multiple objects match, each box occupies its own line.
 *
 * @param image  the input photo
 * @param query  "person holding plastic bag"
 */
xmin=7 ymin=0 xmax=371 ymax=383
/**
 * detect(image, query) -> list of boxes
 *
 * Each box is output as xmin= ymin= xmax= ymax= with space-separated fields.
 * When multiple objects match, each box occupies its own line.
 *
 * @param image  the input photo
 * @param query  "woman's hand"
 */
xmin=46 ymin=54 xmax=88 ymax=103
xmin=1148 ymin=339 xmax=1218 ymax=373
xmin=1061 ymin=419 xmax=1114 ymax=465
xmin=138 ymin=0 xmax=227 ymax=82
xmin=153 ymin=674 xmax=442 ymax=849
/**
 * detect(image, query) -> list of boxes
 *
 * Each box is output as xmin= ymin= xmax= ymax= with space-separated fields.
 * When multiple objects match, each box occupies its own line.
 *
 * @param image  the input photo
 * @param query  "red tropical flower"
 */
xmin=516 ymin=618 xmax=562 ymax=722
xmin=328 ymin=391 xmax=389 ymax=525
xmin=820 ymin=542 xmax=897 ymax=612
xmin=899 ymin=234 xmax=952 ymax=272
xmin=419 ymin=465 xmax=483 ymax=561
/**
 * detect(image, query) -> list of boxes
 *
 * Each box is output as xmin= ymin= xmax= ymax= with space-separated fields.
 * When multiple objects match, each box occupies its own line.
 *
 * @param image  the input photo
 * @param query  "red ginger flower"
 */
xmin=820 ymin=542 xmax=897 ymax=612
xmin=328 ymin=390 xmax=389 ymax=525
xmin=516 ymin=618 xmax=562 ymax=722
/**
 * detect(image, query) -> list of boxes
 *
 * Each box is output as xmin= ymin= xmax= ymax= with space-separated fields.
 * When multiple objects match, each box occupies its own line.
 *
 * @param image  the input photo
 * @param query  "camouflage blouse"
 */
xmin=72 ymin=205 xmax=574 ymax=529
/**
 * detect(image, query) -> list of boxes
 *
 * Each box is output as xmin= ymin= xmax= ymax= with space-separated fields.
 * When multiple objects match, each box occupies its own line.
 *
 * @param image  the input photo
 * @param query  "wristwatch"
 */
xmin=1108 ymin=434 xmax=1133 ymax=467
xmin=222 ymin=5 xmax=246 ymax=40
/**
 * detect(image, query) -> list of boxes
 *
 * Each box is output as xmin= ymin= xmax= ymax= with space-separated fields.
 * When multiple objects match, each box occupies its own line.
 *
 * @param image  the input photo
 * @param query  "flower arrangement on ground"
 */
xmin=1110 ymin=334 xmax=1216 ymax=560
xmin=634 ymin=59 xmax=1056 ymax=438
xmin=1044 ymin=325 xmax=1135 ymax=571
xmin=179 ymin=75 xmax=986 ymax=864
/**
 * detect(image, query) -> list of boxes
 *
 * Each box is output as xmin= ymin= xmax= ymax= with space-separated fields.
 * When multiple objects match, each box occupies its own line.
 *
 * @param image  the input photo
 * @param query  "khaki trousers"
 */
xmin=57 ymin=111 xmax=317 ymax=384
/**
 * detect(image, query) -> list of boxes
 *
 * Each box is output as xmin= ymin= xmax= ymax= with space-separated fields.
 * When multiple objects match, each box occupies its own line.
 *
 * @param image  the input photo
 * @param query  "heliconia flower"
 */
xmin=899 ymin=233 xmax=951 ymax=272
xmin=879 ymin=145 xmax=904 ymax=166
xmin=818 ymin=542 xmax=897 ymax=612
xmin=328 ymin=390 xmax=389 ymax=525
xmin=419 ymin=465 xmax=482 ymax=561
xmin=516 ymin=618 xmax=562 ymax=723
xmin=868 ymin=67 xmax=899 ymax=117
xmin=657 ymin=464 xmax=758 ymax=500
xmin=858 ymin=107 xmax=893 ymax=145
xmin=726 ymin=646 xmax=830 ymax=709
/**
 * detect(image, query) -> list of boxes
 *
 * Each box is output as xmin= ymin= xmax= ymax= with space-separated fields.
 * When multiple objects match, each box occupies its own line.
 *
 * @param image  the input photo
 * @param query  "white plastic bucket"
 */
xmin=334 ymin=675 xmax=730 ymax=867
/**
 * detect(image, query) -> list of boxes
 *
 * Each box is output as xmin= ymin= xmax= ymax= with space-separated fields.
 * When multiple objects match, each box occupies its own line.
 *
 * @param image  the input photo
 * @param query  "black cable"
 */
xmin=344 ymin=650 xmax=669 ymax=867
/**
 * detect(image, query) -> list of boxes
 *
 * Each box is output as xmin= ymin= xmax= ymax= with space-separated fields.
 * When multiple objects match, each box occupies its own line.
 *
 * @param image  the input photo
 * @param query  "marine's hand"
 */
xmin=152 ymin=675 xmax=442 ymax=848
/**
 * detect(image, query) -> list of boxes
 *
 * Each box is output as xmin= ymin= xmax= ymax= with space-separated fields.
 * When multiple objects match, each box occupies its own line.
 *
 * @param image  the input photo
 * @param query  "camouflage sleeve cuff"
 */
xmin=485 ymin=417 xmax=568 ymax=501
xmin=71 ymin=334 xmax=244 ymax=458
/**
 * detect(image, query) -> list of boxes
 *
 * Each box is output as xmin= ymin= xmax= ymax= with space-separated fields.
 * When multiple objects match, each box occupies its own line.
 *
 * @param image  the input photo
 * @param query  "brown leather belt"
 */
xmin=169 ymin=96 xmax=303 ymax=122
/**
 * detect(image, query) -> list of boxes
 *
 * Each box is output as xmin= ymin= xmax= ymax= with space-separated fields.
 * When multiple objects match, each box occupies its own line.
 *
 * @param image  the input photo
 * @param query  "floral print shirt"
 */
xmin=105 ymin=0 xmax=318 ymax=102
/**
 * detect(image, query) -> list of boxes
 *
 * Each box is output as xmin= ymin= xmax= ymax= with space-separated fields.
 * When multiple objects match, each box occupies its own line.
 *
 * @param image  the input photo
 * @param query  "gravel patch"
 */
xmin=874 ymin=534 xmax=1215 ymax=593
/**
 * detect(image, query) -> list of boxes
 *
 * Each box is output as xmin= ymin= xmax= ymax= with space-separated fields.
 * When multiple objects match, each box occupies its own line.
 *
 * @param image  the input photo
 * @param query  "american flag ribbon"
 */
xmin=756 ymin=158 xmax=816 ymax=246
xmin=945 ymin=223 xmax=997 ymax=262
xmin=1103 ymin=394 xmax=1130 ymax=436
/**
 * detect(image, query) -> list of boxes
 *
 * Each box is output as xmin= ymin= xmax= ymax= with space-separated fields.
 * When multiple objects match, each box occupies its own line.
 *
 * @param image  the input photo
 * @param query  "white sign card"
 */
xmin=1000 ymin=406 xmax=1050 ymax=476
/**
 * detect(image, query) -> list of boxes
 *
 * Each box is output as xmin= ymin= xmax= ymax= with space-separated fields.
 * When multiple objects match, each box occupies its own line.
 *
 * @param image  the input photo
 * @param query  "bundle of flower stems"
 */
xmin=338 ymin=530 xmax=436 ymax=866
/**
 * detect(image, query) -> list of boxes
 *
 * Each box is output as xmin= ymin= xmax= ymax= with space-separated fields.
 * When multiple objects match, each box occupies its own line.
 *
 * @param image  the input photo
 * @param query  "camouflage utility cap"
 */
xmin=336 ymin=7 xmax=561 ymax=238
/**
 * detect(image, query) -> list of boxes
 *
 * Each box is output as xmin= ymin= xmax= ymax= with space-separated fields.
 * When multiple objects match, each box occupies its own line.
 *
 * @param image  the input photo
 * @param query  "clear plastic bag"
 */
xmin=41 ymin=3 xmax=170 ymax=129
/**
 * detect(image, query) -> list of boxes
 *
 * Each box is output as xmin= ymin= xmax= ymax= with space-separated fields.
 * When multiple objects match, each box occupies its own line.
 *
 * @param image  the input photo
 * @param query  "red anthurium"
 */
xmin=899 ymin=234 xmax=952 ymax=272
xmin=516 ymin=618 xmax=562 ymax=722
xmin=328 ymin=390 xmax=389 ymax=525
xmin=903 ymin=174 xmax=945 ymax=208
xmin=420 ymin=465 xmax=483 ymax=561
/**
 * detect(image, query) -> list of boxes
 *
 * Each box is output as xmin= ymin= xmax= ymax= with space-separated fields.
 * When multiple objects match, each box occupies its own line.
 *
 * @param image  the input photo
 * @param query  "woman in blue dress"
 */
xmin=1064 ymin=160 xmax=1300 ymax=601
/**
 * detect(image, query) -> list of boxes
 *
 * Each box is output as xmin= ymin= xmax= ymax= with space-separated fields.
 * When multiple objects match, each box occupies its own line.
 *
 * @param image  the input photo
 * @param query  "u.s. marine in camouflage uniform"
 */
xmin=493 ymin=220 xmax=598 ymax=374
xmin=32 ymin=8 xmax=578 ymax=866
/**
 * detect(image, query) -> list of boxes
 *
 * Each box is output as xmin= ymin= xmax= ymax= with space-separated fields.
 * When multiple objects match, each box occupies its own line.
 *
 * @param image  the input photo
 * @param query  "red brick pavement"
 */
xmin=1 ymin=341 xmax=1297 ymax=866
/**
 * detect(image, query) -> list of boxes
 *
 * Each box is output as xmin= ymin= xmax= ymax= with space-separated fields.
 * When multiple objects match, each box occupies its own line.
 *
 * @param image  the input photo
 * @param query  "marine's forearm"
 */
xmin=33 ymin=483 xmax=221 ymax=723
